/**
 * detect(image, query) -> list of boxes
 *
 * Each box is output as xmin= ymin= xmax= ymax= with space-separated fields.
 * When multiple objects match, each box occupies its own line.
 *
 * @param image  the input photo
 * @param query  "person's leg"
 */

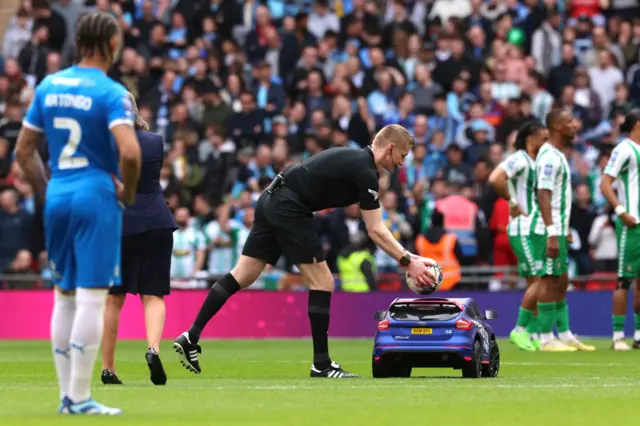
xmin=555 ymin=237 xmax=594 ymax=351
xmin=633 ymin=278 xmax=640 ymax=348
xmin=297 ymin=261 xmax=357 ymax=378
xmin=101 ymin=293 xmax=126 ymax=373
xmin=64 ymin=194 xmax=122 ymax=414
xmin=523 ymin=277 xmax=540 ymax=345
xmin=45 ymin=196 xmax=78 ymax=406
xmin=174 ymin=254 xmax=266 ymax=373
xmin=142 ymin=295 xmax=165 ymax=352
xmin=508 ymin=233 xmax=536 ymax=351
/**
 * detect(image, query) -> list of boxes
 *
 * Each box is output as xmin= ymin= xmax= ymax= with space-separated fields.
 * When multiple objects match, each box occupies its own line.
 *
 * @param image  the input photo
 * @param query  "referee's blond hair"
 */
xmin=372 ymin=124 xmax=415 ymax=150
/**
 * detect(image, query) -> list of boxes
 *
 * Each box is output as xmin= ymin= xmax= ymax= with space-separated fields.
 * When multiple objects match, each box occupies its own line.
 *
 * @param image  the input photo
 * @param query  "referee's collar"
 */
xmin=365 ymin=146 xmax=379 ymax=177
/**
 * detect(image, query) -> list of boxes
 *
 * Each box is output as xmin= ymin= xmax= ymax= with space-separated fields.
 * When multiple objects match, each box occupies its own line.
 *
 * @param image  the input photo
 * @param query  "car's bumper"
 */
xmin=373 ymin=346 xmax=473 ymax=369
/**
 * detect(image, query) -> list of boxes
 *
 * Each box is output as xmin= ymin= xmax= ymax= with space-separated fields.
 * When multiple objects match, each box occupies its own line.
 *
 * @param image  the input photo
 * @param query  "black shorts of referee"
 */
xmin=110 ymin=228 xmax=174 ymax=297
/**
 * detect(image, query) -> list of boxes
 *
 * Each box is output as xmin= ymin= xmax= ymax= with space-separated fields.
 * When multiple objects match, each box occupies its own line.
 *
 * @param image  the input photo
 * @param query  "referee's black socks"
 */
xmin=188 ymin=273 xmax=241 ymax=343
xmin=308 ymin=289 xmax=332 ymax=370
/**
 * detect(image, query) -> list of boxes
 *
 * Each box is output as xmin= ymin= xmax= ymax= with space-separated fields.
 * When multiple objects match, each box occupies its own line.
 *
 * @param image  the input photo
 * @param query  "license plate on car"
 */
xmin=411 ymin=328 xmax=433 ymax=334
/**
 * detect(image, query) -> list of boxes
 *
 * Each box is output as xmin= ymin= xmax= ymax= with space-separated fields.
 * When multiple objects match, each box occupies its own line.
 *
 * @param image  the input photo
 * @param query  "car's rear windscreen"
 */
xmin=389 ymin=302 xmax=462 ymax=321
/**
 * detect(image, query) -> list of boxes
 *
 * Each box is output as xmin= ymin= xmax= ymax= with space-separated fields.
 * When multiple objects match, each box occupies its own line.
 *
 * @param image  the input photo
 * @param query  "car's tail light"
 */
xmin=455 ymin=318 xmax=473 ymax=331
xmin=377 ymin=320 xmax=390 ymax=331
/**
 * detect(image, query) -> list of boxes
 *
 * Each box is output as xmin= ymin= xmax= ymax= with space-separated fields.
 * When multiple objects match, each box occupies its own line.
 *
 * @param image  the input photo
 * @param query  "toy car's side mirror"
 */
xmin=374 ymin=310 xmax=387 ymax=321
xmin=484 ymin=310 xmax=498 ymax=320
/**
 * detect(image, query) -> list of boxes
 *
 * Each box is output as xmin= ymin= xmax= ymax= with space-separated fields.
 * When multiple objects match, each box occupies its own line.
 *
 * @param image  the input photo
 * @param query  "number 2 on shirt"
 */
xmin=54 ymin=117 xmax=88 ymax=170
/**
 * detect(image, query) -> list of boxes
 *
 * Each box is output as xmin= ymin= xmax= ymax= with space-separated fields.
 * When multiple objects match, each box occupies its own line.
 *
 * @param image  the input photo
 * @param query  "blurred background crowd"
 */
xmin=0 ymin=0 xmax=631 ymax=291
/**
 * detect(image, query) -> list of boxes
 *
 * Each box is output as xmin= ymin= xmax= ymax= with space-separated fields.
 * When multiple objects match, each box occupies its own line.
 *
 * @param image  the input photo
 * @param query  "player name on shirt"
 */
xmin=44 ymin=93 xmax=93 ymax=111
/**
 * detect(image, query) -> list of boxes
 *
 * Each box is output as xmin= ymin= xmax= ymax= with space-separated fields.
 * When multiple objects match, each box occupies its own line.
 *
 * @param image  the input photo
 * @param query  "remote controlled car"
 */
xmin=372 ymin=297 xmax=499 ymax=378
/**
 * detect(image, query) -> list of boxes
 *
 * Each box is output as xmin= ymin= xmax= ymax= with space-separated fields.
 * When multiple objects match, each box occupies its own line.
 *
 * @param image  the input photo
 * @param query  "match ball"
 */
xmin=406 ymin=262 xmax=444 ymax=295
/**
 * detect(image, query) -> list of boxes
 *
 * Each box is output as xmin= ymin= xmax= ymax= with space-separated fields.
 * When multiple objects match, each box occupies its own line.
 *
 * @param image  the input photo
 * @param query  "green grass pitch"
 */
xmin=0 ymin=339 xmax=639 ymax=425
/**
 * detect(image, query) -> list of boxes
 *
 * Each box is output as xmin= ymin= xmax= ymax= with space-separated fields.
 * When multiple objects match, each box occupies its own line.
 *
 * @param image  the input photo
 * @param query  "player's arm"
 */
xmin=488 ymin=166 xmax=511 ymax=201
xmin=193 ymin=232 xmax=206 ymax=275
xmin=15 ymin=87 xmax=48 ymax=201
xmin=536 ymin=156 xmax=559 ymax=257
xmin=600 ymin=146 xmax=638 ymax=226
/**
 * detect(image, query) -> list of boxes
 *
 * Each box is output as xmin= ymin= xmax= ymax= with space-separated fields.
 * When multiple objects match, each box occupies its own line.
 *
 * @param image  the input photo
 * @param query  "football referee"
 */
xmin=174 ymin=124 xmax=435 ymax=378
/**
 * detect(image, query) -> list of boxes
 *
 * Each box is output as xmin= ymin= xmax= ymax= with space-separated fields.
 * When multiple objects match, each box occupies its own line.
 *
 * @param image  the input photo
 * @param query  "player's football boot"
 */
xmin=310 ymin=361 xmax=359 ymax=378
xmin=632 ymin=340 xmax=640 ymax=349
xmin=146 ymin=348 xmax=167 ymax=385
xmin=560 ymin=335 xmax=596 ymax=351
xmin=530 ymin=338 xmax=541 ymax=350
xmin=509 ymin=330 xmax=536 ymax=351
xmin=612 ymin=339 xmax=631 ymax=351
xmin=173 ymin=332 xmax=202 ymax=374
xmin=59 ymin=396 xmax=122 ymax=415
xmin=540 ymin=339 xmax=578 ymax=352
xmin=100 ymin=369 xmax=123 ymax=385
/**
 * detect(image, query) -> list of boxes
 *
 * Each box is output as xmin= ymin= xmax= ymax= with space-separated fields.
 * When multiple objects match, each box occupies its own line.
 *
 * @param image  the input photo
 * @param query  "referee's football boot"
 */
xmin=146 ymin=348 xmax=167 ymax=385
xmin=310 ymin=361 xmax=359 ymax=378
xmin=173 ymin=332 xmax=202 ymax=374
xmin=100 ymin=369 xmax=123 ymax=385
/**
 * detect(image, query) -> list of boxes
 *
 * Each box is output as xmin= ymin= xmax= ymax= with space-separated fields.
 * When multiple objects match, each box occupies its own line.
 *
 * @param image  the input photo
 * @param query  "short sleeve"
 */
xmin=106 ymin=83 xmax=135 ymax=130
xmin=195 ymin=231 xmax=207 ymax=250
xmin=499 ymin=153 xmax=525 ymax=179
xmin=604 ymin=144 xmax=629 ymax=179
xmin=537 ymin=154 xmax=559 ymax=191
xmin=23 ymin=85 xmax=44 ymax=132
xmin=354 ymin=167 xmax=380 ymax=211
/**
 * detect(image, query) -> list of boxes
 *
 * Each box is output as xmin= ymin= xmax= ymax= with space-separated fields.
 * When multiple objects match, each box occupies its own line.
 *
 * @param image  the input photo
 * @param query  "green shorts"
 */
xmin=508 ymin=233 xmax=537 ymax=277
xmin=530 ymin=234 xmax=568 ymax=277
xmin=616 ymin=218 xmax=640 ymax=278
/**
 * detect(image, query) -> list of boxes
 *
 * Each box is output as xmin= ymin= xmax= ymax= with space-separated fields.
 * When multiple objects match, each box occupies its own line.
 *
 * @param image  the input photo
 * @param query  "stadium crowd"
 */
xmin=0 ymin=0 xmax=634 ymax=290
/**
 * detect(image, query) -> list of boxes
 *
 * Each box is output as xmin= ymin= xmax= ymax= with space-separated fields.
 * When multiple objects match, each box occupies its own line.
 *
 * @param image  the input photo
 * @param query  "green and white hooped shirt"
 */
xmin=498 ymin=150 xmax=537 ymax=236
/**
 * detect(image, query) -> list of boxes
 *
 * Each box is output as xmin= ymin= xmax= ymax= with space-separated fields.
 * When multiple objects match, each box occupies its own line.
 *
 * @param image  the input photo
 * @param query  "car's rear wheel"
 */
xmin=372 ymin=356 xmax=412 ymax=378
xmin=482 ymin=340 xmax=500 ymax=378
xmin=462 ymin=340 xmax=482 ymax=378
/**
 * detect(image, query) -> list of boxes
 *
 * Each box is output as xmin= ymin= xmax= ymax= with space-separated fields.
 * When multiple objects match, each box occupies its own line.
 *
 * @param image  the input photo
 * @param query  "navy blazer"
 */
xmin=122 ymin=130 xmax=177 ymax=237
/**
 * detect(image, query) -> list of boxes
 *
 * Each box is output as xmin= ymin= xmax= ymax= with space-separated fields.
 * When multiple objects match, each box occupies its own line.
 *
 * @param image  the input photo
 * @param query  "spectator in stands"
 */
xmin=0 ymin=189 xmax=32 ymax=273
xmin=32 ymin=0 xmax=67 ymax=54
xmin=415 ymin=209 xmax=462 ymax=291
xmin=2 ymin=8 xmax=32 ymax=61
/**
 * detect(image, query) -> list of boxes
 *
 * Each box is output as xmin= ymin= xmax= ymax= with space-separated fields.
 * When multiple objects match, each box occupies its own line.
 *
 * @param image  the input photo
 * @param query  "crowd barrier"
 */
xmin=0 ymin=289 xmax=634 ymax=339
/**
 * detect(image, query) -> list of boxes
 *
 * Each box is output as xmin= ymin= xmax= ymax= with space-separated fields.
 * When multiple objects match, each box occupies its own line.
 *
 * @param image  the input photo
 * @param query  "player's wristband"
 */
xmin=508 ymin=199 xmax=518 ymax=208
xmin=615 ymin=205 xmax=626 ymax=216
xmin=546 ymin=225 xmax=558 ymax=237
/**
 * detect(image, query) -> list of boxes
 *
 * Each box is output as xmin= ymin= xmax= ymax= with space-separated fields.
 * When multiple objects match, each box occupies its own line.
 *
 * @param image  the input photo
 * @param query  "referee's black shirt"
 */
xmin=284 ymin=147 xmax=380 ymax=212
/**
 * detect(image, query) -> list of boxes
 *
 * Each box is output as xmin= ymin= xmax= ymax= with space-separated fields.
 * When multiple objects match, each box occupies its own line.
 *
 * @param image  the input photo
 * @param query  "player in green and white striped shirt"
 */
xmin=489 ymin=121 xmax=548 ymax=352
xmin=530 ymin=109 xmax=594 ymax=352
xmin=600 ymin=109 xmax=640 ymax=351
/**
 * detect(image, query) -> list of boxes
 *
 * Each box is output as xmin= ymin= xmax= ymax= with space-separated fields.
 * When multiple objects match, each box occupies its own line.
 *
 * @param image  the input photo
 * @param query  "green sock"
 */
xmin=635 ymin=314 xmax=640 ymax=331
xmin=516 ymin=307 xmax=534 ymax=329
xmin=537 ymin=302 xmax=556 ymax=334
xmin=526 ymin=315 xmax=539 ymax=335
xmin=613 ymin=315 xmax=626 ymax=332
xmin=556 ymin=299 xmax=570 ymax=333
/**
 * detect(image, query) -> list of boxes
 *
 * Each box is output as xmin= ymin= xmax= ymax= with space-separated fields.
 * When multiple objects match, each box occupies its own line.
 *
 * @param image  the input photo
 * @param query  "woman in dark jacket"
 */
xmin=101 ymin=93 xmax=177 ymax=386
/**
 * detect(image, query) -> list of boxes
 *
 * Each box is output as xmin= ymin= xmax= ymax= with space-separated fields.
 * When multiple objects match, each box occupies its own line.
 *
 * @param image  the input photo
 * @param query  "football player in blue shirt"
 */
xmin=15 ymin=12 xmax=141 ymax=415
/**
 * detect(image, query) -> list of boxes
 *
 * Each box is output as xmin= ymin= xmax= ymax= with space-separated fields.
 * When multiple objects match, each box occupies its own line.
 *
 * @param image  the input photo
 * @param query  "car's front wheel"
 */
xmin=462 ymin=340 xmax=482 ymax=378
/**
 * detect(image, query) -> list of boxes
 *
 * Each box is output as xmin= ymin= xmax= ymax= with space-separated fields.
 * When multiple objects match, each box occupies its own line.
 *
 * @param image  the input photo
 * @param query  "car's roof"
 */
xmin=391 ymin=297 xmax=472 ymax=307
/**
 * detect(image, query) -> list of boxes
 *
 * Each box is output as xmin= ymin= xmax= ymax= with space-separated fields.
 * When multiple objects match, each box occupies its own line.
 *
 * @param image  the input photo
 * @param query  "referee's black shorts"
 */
xmin=110 ymin=228 xmax=173 ymax=297
xmin=242 ymin=186 xmax=324 ymax=265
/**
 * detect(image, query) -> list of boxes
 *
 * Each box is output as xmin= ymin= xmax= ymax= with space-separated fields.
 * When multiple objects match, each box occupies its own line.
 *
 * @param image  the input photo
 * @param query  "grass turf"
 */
xmin=0 ymin=339 xmax=638 ymax=425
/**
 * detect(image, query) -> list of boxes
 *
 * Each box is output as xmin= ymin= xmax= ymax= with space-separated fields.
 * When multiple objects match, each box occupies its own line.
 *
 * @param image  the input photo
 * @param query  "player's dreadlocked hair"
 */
xmin=126 ymin=92 xmax=150 ymax=131
xmin=514 ymin=120 xmax=545 ymax=151
xmin=75 ymin=12 xmax=120 ymax=64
